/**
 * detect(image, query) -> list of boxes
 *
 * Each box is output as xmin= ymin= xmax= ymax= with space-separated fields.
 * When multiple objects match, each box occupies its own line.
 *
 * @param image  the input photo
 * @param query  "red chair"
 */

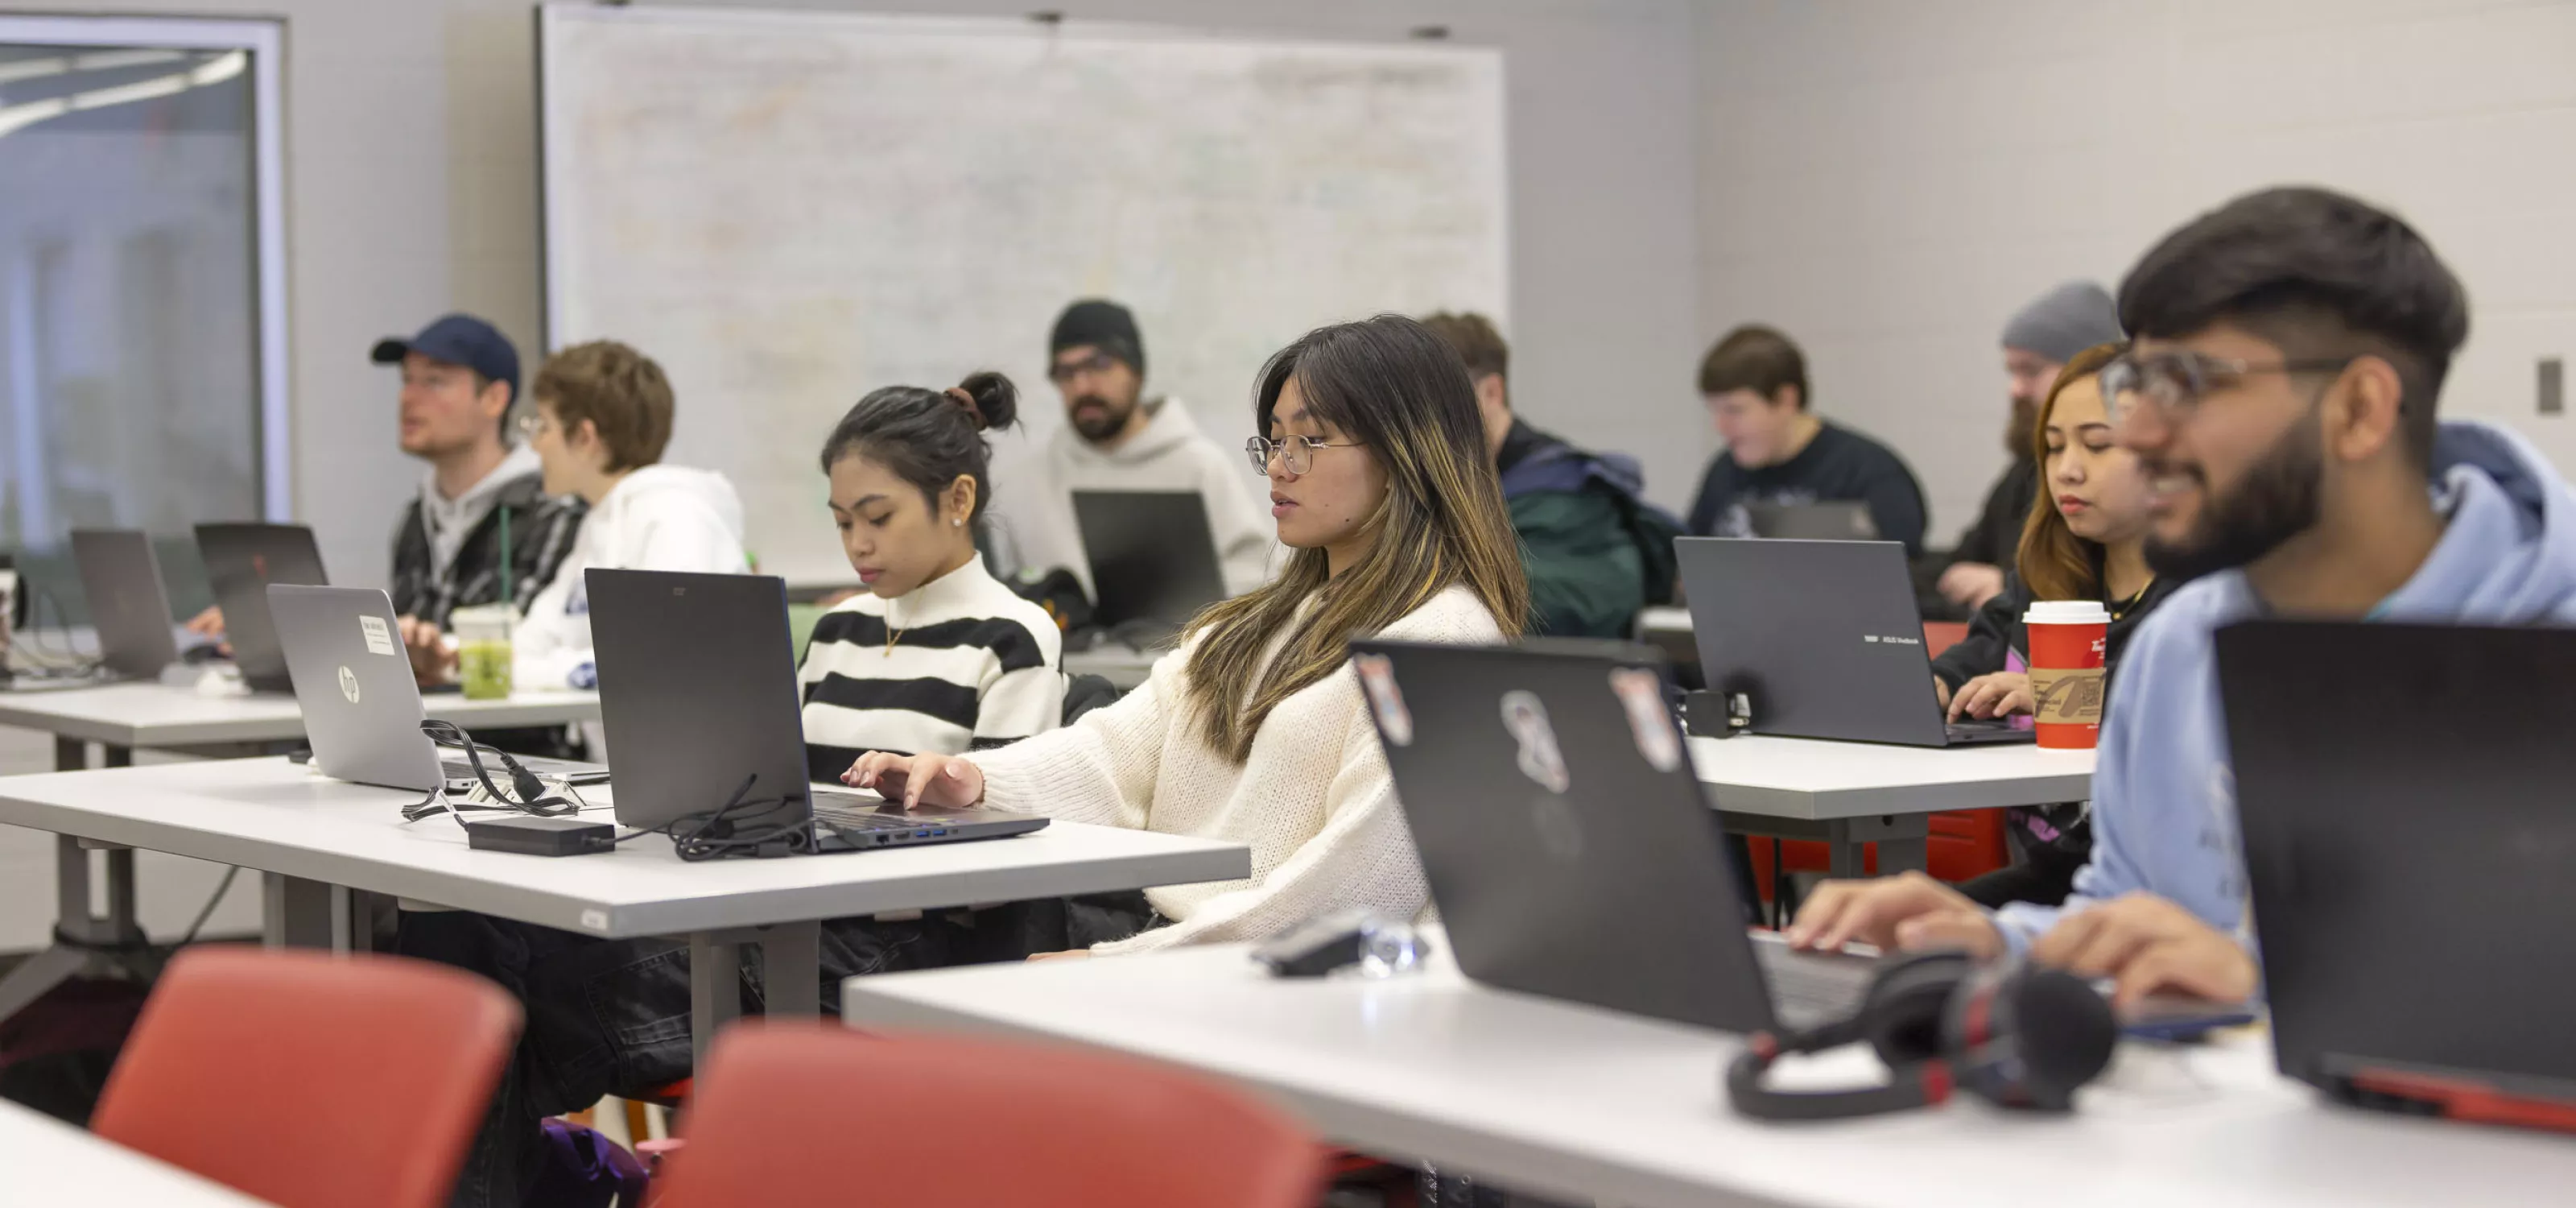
xmin=653 ymin=1023 xmax=1323 ymax=1207
xmin=89 ymin=946 xmax=522 ymax=1208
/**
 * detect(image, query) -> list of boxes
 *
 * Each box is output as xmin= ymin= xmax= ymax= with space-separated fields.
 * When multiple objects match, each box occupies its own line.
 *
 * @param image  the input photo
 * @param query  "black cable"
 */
xmin=174 ymin=866 xmax=242 ymax=948
xmin=665 ymin=773 xmax=813 ymax=862
xmin=411 ymin=719 xmax=580 ymax=821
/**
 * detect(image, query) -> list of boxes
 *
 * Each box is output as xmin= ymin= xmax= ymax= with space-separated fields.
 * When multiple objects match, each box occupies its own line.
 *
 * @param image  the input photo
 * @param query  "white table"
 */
xmin=1691 ymin=735 xmax=2096 ymax=876
xmin=0 ymin=683 xmax=606 ymax=1025
xmin=0 ymin=680 xmax=601 ymax=771
xmin=0 ymin=1098 xmax=276 ymax=1206
xmin=0 ymin=758 xmax=1249 ymax=1065
xmin=844 ymin=941 xmax=2576 ymax=1208
xmin=1064 ymin=643 xmax=1160 ymax=692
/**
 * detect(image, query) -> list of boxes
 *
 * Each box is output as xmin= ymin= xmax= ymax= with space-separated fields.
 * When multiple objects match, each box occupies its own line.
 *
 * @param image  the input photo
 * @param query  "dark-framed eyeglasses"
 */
xmin=1046 ymin=351 xmax=1121 ymax=385
xmin=2101 ymin=350 xmax=2358 ymax=424
xmin=1245 ymin=434 xmax=1363 ymax=476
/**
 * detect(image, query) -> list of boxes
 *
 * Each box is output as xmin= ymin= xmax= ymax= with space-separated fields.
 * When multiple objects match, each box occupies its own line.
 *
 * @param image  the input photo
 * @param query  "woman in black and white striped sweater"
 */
xmin=796 ymin=373 xmax=1063 ymax=782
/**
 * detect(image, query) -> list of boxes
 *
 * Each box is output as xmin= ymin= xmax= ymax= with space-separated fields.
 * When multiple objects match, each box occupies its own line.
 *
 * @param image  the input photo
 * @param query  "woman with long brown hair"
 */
xmin=1928 ymin=340 xmax=2176 ymax=908
xmin=851 ymin=313 xmax=1528 ymax=955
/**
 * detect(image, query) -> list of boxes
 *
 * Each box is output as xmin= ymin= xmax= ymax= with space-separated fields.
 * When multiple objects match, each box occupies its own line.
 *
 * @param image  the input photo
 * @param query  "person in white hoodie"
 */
xmin=987 ymin=299 xmax=1276 ymax=598
xmin=510 ymin=339 xmax=748 ymax=693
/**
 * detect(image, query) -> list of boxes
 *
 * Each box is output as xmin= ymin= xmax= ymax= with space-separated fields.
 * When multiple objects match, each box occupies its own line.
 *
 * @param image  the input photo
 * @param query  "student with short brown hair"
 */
xmin=510 ymin=338 xmax=748 ymax=692
xmin=1686 ymin=324 xmax=1930 ymax=554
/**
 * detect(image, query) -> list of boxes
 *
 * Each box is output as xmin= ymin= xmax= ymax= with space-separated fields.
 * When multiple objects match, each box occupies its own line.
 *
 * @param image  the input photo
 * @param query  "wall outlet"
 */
xmin=2543 ymin=357 xmax=2565 ymax=416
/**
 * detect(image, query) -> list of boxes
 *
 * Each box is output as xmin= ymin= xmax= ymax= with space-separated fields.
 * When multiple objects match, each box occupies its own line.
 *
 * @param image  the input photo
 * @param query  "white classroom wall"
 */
xmin=1696 ymin=0 xmax=2576 ymax=544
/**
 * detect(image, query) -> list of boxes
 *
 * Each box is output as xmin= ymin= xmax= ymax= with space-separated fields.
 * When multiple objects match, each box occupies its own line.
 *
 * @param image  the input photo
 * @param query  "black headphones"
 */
xmin=1726 ymin=952 xmax=2117 ymax=1121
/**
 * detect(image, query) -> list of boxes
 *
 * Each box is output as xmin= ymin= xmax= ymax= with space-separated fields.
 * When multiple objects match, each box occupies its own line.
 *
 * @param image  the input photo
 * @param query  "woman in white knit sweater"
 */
xmin=850 ymin=313 xmax=1531 ymax=957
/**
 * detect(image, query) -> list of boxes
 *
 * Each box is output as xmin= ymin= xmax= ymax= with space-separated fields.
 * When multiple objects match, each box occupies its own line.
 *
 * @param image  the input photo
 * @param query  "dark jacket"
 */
xmin=1948 ymin=459 xmax=2040 ymax=569
xmin=390 ymin=471 xmax=584 ymax=631
xmin=1497 ymin=420 xmax=1681 ymax=639
xmin=1928 ymin=566 xmax=2178 ymax=693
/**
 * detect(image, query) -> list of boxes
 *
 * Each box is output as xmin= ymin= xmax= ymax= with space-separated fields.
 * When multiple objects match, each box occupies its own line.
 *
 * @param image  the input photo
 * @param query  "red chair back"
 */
xmin=655 ymin=1023 xmax=1322 ymax=1208
xmin=90 ymin=946 xmax=522 ymax=1208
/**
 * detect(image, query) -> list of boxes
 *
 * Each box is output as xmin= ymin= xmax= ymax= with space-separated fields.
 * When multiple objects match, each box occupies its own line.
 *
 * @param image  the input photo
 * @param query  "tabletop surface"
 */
xmin=1689 ymin=734 xmax=2096 ymax=819
xmin=0 ymin=758 xmax=1249 ymax=938
xmin=0 ymin=1099 xmax=276 ymax=1206
xmin=0 ymin=680 xmax=602 ymax=747
xmin=842 ymin=941 xmax=2576 ymax=1208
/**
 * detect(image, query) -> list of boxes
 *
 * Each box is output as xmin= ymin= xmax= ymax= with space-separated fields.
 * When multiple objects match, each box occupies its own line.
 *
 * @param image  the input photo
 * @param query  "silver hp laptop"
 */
xmin=585 ymin=568 xmax=1046 ymax=852
xmin=70 ymin=529 xmax=180 ymax=681
xmin=1678 ymin=537 xmax=2029 ymax=747
xmin=1070 ymin=490 xmax=1228 ymax=633
xmin=1353 ymin=638 xmax=1876 ymax=1032
xmin=1746 ymin=500 xmax=1879 ymax=541
xmin=268 ymin=585 xmax=604 ymax=792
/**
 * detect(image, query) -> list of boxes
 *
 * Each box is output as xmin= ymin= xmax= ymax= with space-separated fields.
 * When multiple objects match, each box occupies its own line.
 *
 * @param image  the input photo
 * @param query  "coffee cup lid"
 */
xmin=2025 ymin=600 xmax=2112 ymax=625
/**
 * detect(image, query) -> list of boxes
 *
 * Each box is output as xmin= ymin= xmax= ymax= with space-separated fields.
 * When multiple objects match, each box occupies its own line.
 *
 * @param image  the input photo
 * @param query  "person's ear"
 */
xmin=2328 ymin=356 xmax=2407 ymax=465
xmin=480 ymin=379 xmax=514 ymax=424
xmin=944 ymin=475 xmax=977 ymax=528
xmin=1476 ymin=374 xmax=1508 ymax=416
xmin=570 ymin=418 xmax=605 ymax=462
xmin=1773 ymin=384 xmax=1803 ymax=412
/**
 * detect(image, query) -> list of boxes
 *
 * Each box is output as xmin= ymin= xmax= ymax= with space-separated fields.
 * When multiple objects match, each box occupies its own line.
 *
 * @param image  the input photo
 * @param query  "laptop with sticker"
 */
xmin=268 ymin=584 xmax=605 ymax=792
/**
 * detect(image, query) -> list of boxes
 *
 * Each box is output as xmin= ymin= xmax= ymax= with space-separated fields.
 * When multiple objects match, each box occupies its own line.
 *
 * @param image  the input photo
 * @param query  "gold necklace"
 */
xmin=883 ymin=599 xmax=906 ymax=656
xmin=2110 ymin=577 xmax=2156 ymax=621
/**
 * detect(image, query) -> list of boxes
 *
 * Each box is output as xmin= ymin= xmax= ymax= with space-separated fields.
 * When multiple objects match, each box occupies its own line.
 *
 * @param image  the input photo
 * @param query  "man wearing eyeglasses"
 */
xmin=184 ymin=314 xmax=584 ymax=687
xmin=1788 ymin=186 xmax=2576 ymax=1004
xmin=986 ymin=299 xmax=1274 ymax=599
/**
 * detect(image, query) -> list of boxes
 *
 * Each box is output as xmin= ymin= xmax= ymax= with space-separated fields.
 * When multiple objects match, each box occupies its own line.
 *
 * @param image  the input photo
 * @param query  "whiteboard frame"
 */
xmin=0 ymin=14 xmax=293 ymax=523
xmin=536 ymin=2 xmax=1509 ymax=354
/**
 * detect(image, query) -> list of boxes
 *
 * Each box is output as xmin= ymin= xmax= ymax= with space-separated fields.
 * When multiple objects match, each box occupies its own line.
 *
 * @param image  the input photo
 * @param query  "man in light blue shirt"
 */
xmin=1791 ymin=186 xmax=2576 ymax=1005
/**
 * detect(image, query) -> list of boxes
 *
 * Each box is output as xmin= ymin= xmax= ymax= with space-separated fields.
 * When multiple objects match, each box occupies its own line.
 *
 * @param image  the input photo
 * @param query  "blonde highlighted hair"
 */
xmin=1181 ymin=316 xmax=1530 ymax=763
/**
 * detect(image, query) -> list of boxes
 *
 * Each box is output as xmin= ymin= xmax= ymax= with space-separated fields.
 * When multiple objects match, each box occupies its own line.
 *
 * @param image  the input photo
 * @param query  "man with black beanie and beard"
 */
xmin=987 ymin=299 xmax=1274 ymax=599
xmin=1937 ymin=282 xmax=2127 ymax=611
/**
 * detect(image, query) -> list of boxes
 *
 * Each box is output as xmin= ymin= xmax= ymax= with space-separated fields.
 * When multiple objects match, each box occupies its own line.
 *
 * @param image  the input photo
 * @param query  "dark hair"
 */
xmin=1698 ymin=325 xmax=1809 ymax=411
xmin=2016 ymin=342 xmax=2130 ymax=602
xmin=1183 ymin=315 xmax=1530 ymax=764
xmin=1420 ymin=312 xmax=1509 ymax=381
xmin=535 ymin=340 xmax=675 ymax=472
xmin=816 ymin=371 xmax=1020 ymax=520
xmin=2117 ymin=186 xmax=2468 ymax=470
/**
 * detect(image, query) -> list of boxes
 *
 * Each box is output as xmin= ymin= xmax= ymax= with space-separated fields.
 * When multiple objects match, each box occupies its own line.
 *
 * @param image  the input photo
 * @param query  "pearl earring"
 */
xmin=952 ymin=519 xmax=963 ymax=527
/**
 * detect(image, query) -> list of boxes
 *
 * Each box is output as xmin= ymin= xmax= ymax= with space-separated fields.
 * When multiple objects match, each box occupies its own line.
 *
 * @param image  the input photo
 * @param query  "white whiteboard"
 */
xmin=540 ymin=6 xmax=1509 ymax=585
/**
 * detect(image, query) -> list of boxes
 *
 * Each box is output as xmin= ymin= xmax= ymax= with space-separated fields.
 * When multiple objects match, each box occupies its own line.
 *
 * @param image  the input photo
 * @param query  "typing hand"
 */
xmin=844 ymin=752 xmax=985 ymax=811
xmin=1947 ymin=672 xmax=2033 ymax=722
xmin=1788 ymin=871 xmax=2002 ymax=957
xmin=1934 ymin=676 xmax=1953 ymax=713
xmin=2029 ymin=894 xmax=2258 ymax=1007
xmin=1938 ymin=563 xmax=2007 ymax=609
xmin=185 ymin=606 xmax=226 ymax=638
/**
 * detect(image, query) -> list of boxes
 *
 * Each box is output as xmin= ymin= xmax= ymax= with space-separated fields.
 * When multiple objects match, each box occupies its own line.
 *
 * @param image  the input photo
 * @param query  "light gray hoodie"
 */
xmin=988 ymin=398 xmax=1277 ymax=599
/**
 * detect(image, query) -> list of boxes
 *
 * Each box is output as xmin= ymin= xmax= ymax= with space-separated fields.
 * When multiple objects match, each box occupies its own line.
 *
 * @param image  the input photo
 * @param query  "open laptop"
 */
xmin=196 ymin=523 xmax=328 ymax=693
xmin=268 ymin=585 xmax=605 ymax=792
xmin=1071 ymin=490 xmax=1228 ymax=634
xmin=1746 ymin=501 xmax=1878 ymax=541
xmin=69 ymin=529 xmax=180 ymax=680
xmin=1353 ymin=637 xmax=1877 ymax=1032
xmin=1677 ymin=537 xmax=2029 ymax=747
xmin=2219 ymin=619 xmax=2576 ymax=1119
xmin=584 ymin=568 xmax=1046 ymax=852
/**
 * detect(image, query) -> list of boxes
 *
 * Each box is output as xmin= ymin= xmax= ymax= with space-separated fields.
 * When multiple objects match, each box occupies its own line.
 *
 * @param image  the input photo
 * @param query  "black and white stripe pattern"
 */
xmin=797 ymin=559 xmax=1065 ymax=782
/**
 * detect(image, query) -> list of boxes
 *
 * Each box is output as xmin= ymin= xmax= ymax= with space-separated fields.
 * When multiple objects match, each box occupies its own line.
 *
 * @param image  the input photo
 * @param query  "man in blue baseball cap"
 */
xmin=370 ymin=314 xmax=583 ymax=682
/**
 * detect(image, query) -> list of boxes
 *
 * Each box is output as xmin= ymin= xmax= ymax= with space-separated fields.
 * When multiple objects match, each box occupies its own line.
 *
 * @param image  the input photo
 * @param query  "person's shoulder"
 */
xmin=1378 ymin=584 xmax=1508 ymax=644
xmin=2121 ymin=572 xmax=2254 ymax=673
xmin=1819 ymin=421 xmax=1917 ymax=471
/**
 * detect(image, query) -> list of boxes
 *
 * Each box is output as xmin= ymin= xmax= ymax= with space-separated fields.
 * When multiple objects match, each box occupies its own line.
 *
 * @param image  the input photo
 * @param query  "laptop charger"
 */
xmin=464 ymin=815 xmax=617 ymax=857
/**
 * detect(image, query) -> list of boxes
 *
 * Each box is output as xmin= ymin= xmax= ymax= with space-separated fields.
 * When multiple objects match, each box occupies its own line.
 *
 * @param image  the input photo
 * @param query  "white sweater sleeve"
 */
xmin=1091 ymin=668 xmax=1422 ymax=955
xmin=968 ymin=648 xmax=1175 ymax=829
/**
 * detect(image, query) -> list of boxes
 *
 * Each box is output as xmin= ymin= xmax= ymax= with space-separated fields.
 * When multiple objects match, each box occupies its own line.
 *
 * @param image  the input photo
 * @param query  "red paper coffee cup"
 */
xmin=2024 ymin=601 xmax=2110 ymax=749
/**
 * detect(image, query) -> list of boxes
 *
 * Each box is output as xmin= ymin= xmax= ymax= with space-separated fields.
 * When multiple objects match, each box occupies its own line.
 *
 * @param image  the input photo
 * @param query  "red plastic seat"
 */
xmin=653 ymin=1023 xmax=1322 ymax=1207
xmin=89 ymin=946 xmax=521 ymax=1208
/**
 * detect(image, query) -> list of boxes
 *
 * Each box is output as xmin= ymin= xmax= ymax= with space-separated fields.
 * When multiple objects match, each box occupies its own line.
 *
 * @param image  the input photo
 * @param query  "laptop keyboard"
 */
xmin=1753 ymin=937 xmax=1877 ymax=1030
xmin=809 ymin=795 xmax=921 ymax=834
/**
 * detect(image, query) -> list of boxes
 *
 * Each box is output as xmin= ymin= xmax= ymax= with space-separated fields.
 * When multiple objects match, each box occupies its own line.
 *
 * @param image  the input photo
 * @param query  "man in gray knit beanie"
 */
xmin=1937 ymin=281 xmax=2126 ymax=610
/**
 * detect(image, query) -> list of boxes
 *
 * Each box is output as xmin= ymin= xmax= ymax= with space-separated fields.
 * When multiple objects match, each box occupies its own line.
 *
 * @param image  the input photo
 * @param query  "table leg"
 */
xmin=759 ymin=920 xmax=823 ymax=1018
xmin=1825 ymin=820 xmax=1866 ymax=879
xmin=262 ymin=873 xmax=346 ymax=949
xmin=1718 ymin=812 xmax=1934 ymax=881
xmin=52 ymin=736 xmax=85 ymax=772
xmin=689 ymin=933 xmax=744 ymax=1069
xmin=0 ymin=837 xmax=151 ymax=1022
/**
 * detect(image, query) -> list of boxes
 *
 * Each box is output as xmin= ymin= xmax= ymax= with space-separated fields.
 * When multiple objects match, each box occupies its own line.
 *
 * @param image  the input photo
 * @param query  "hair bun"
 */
xmin=954 ymin=370 xmax=1019 ymax=433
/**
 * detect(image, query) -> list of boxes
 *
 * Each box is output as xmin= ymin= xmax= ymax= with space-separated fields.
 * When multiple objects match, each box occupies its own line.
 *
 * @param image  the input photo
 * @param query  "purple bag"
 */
xmin=527 ymin=1119 xmax=649 ymax=1208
